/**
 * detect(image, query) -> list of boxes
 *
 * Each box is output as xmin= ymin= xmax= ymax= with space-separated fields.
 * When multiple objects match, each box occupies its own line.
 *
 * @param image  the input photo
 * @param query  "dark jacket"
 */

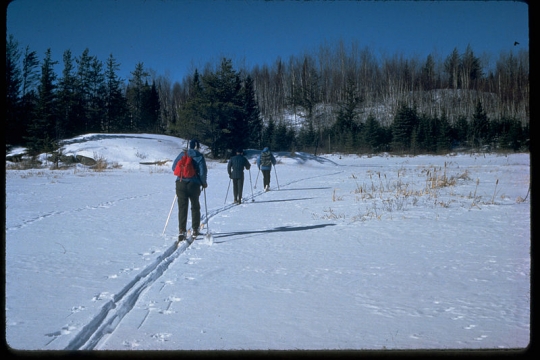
xmin=228 ymin=154 xmax=251 ymax=179
xmin=257 ymin=147 xmax=276 ymax=171
xmin=172 ymin=148 xmax=208 ymax=187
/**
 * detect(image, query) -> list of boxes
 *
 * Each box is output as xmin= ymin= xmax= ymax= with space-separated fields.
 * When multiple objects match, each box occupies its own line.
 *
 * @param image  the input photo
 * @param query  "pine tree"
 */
xmin=26 ymin=49 xmax=58 ymax=156
xmin=175 ymin=69 xmax=205 ymax=140
xmin=436 ymin=113 xmax=452 ymax=153
xmin=86 ymin=56 xmax=106 ymax=133
xmin=444 ymin=48 xmax=460 ymax=89
xmin=57 ymin=50 xmax=79 ymax=139
xmin=104 ymin=54 xmax=129 ymax=132
xmin=420 ymin=54 xmax=436 ymax=90
xmin=242 ymin=75 xmax=263 ymax=149
xmin=126 ymin=62 xmax=150 ymax=132
xmin=470 ymin=101 xmax=489 ymax=148
xmin=273 ymin=121 xmax=291 ymax=151
xmin=262 ymin=117 xmax=275 ymax=150
xmin=200 ymin=58 xmax=243 ymax=157
xmin=19 ymin=46 xmax=40 ymax=146
xmin=453 ymin=115 xmax=469 ymax=147
xmin=142 ymin=81 xmax=161 ymax=133
xmin=6 ymin=34 xmax=22 ymax=145
xmin=75 ymin=49 xmax=94 ymax=133
xmin=391 ymin=103 xmax=418 ymax=152
xmin=363 ymin=113 xmax=381 ymax=153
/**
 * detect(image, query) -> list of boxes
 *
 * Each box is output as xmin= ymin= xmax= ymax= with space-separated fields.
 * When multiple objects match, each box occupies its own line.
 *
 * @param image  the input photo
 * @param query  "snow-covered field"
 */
xmin=5 ymin=134 xmax=530 ymax=352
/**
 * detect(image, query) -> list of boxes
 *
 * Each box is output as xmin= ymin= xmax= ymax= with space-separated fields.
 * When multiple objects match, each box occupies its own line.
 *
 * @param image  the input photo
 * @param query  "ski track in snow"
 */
xmin=6 ymin=191 xmax=161 ymax=232
xmin=60 ymin=170 xmax=342 ymax=350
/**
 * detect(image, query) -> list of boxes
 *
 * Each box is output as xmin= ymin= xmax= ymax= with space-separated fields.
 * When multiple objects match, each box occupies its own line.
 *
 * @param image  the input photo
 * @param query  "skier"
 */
xmin=256 ymin=147 xmax=276 ymax=191
xmin=172 ymin=139 xmax=208 ymax=242
xmin=227 ymin=148 xmax=251 ymax=204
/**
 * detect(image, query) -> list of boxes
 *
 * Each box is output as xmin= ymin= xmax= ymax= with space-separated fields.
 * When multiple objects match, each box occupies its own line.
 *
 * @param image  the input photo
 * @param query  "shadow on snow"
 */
xmin=211 ymin=223 xmax=336 ymax=243
xmin=248 ymin=197 xmax=314 ymax=204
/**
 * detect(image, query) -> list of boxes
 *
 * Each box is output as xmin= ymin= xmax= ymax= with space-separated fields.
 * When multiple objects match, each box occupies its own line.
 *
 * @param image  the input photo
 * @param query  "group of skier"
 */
xmin=171 ymin=139 xmax=276 ymax=242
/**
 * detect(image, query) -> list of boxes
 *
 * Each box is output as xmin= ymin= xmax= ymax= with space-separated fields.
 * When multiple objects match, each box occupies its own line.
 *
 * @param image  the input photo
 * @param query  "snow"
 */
xmin=5 ymin=134 xmax=530 ymax=351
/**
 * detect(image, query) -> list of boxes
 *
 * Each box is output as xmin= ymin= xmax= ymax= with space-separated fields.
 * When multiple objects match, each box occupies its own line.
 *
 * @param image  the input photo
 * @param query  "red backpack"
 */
xmin=174 ymin=153 xmax=197 ymax=179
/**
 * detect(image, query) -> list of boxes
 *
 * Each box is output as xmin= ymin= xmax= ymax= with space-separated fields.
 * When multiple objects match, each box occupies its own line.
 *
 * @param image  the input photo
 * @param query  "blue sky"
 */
xmin=6 ymin=0 xmax=529 ymax=84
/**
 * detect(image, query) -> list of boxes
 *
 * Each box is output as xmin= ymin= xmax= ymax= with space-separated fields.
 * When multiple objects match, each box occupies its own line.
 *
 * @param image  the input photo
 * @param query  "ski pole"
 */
xmin=273 ymin=165 xmax=280 ymax=190
xmin=248 ymin=168 xmax=255 ymax=201
xmin=254 ymin=169 xmax=260 ymax=189
xmin=203 ymin=187 xmax=212 ymax=238
xmin=162 ymin=194 xmax=177 ymax=235
xmin=224 ymin=178 xmax=231 ymax=204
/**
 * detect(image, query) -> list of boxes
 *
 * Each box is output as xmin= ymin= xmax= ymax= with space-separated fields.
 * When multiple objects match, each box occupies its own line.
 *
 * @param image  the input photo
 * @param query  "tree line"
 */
xmin=6 ymin=34 xmax=529 ymax=159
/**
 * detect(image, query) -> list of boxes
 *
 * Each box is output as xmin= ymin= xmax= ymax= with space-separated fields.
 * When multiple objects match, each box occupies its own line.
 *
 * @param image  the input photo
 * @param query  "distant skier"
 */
xmin=256 ymin=147 xmax=276 ymax=191
xmin=227 ymin=148 xmax=251 ymax=204
xmin=172 ymin=139 xmax=208 ymax=242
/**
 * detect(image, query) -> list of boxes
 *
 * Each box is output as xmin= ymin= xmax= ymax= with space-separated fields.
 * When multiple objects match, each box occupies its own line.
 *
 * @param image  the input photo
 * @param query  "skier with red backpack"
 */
xmin=172 ymin=139 xmax=208 ymax=242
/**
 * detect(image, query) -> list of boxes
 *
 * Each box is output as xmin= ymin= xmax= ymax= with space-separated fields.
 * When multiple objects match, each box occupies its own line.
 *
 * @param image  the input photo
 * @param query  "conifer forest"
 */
xmin=6 ymin=35 xmax=529 ymax=158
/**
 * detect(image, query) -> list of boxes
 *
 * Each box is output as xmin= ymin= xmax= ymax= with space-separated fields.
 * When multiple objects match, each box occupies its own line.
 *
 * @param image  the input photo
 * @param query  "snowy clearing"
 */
xmin=5 ymin=134 xmax=530 ymax=352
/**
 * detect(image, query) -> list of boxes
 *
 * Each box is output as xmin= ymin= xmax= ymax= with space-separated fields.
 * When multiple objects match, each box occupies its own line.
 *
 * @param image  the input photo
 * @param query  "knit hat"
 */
xmin=189 ymin=139 xmax=200 ymax=149
xmin=236 ymin=148 xmax=243 ymax=154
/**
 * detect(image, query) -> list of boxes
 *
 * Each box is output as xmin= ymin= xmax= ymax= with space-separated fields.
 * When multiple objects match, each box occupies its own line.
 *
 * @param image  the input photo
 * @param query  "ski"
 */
xmin=175 ymin=230 xmax=198 ymax=247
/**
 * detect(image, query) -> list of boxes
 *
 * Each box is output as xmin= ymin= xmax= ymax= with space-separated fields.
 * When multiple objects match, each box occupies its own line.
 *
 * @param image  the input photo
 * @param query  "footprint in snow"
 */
xmin=45 ymin=325 xmax=77 ymax=337
xmin=151 ymin=333 xmax=172 ymax=342
xmin=92 ymin=292 xmax=113 ymax=301
xmin=122 ymin=340 xmax=141 ymax=348
xmin=186 ymin=257 xmax=201 ymax=265
xmin=70 ymin=305 xmax=86 ymax=314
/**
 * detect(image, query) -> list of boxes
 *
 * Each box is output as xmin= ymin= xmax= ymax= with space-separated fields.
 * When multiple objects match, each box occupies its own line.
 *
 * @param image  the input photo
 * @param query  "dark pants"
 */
xmin=262 ymin=169 xmax=271 ymax=188
xmin=176 ymin=180 xmax=201 ymax=233
xmin=232 ymin=176 xmax=244 ymax=202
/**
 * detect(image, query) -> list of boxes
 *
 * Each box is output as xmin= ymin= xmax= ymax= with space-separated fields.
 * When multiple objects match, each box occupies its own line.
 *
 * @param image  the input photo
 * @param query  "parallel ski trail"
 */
xmin=64 ymin=241 xmax=189 ymax=350
xmin=64 ymin=169 xmax=342 ymax=350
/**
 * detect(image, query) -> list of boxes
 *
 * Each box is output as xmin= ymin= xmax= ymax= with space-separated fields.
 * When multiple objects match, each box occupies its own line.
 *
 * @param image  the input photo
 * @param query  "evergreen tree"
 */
xmin=26 ymin=49 xmax=58 ymax=155
xmin=200 ymin=58 xmax=243 ymax=157
xmin=6 ymin=34 xmax=22 ymax=145
xmin=470 ymin=101 xmax=489 ymax=148
xmin=242 ymin=75 xmax=263 ymax=149
xmin=436 ymin=112 xmax=452 ymax=153
xmin=452 ymin=115 xmax=469 ymax=147
xmin=444 ymin=48 xmax=460 ymax=89
xmin=86 ymin=56 xmax=106 ymax=133
xmin=363 ymin=113 xmax=382 ymax=153
xmin=142 ymin=81 xmax=161 ymax=133
xmin=420 ymin=54 xmax=436 ymax=90
xmin=391 ymin=103 xmax=418 ymax=152
xmin=75 ymin=49 xmax=94 ymax=133
xmin=104 ymin=54 xmax=129 ymax=132
xmin=19 ymin=46 xmax=40 ymax=146
xmin=126 ymin=62 xmax=150 ymax=132
xmin=57 ymin=49 xmax=80 ymax=138
xmin=262 ymin=117 xmax=276 ymax=150
xmin=498 ymin=117 xmax=523 ymax=151
xmin=273 ymin=121 xmax=292 ymax=151
xmin=175 ymin=69 xmax=205 ymax=140
xmin=21 ymin=46 xmax=40 ymax=98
